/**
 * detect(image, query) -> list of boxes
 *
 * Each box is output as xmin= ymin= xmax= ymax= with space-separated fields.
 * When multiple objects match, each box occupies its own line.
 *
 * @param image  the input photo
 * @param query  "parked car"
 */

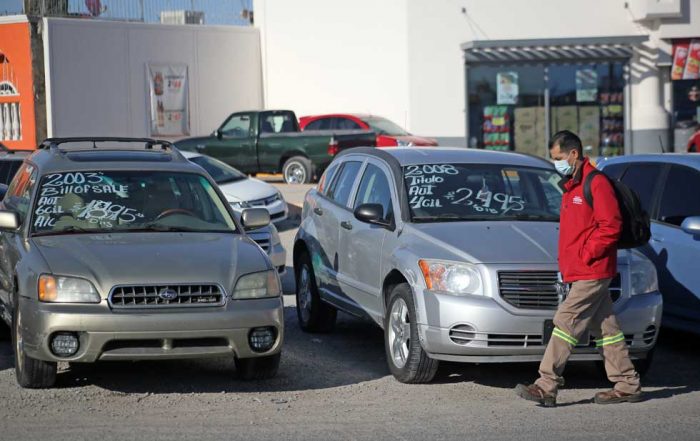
xmin=299 ymin=113 xmax=438 ymax=147
xmin=598 ymin=154 xmax=700 ymax=334
xmin=0 ymin=137 xmax=284 ymax=388
xmin=175 ymin=110 xmax=376 ymax=184
xmin=688 ymin=127 xmax=699 ymax=152
xmin=182 ymin=151 xmax=287 ymax=273
xmin=293 ymin=147 xmax=661 ymax=383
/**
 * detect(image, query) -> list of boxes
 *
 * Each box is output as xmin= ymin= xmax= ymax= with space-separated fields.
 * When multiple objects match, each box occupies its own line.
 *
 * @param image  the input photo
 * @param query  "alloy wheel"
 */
xmin=388 ymin=298 xmax=411 ymax=369
xmin=285 ymin=163 xmax=306 ymax=184
xmin=298 ymin=264 xmax=312 ymax=324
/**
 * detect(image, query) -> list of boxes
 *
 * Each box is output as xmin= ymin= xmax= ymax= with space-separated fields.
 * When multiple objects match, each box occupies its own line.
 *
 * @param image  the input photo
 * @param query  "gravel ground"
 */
xmin=0 ymin=180 xmax=698 ymax=441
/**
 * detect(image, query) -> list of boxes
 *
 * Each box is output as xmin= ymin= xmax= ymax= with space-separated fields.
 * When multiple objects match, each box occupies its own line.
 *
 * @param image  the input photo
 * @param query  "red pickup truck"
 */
xmin=299 ymin=113 xmax=438 ymax=147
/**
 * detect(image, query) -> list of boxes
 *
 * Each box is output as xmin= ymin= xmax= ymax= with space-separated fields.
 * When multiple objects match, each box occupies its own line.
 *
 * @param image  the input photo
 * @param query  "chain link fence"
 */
xmin=2 ymin=0 xmax=253 ymax=26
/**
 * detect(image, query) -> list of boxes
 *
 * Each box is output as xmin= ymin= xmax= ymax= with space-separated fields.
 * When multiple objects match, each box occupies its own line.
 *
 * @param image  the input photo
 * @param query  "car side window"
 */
xmin=326 ymin=161 xmax=362 ymax=207
xmin=305 ymin=118 xmax=332 ymax=131
xmin=353 ymin=163 xmax=394 ymax=221
xmin=333 ymin=117 xmax=362 ymax=130
xmin=4 ymin=163 xmax=37 ymax=224
xmin=220 ymin=114 xmax=251 ymax=139
xmin=619 ymin=163 xmax=663 ymax=215
xmin=657 ymin=165 xmax=700 ymax=227
xmin=601 ymin=163 xmax=627 ymax=181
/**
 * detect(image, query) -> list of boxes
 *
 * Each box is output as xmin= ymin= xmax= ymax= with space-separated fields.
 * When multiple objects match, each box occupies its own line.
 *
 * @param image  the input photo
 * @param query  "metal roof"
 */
xmin=461 ymin=35 xmax=648 ymax=63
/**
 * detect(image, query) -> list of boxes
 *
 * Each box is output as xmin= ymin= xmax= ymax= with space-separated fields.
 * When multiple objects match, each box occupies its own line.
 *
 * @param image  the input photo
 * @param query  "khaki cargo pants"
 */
xmin=535 ymin=278 xmax=641 ymax=395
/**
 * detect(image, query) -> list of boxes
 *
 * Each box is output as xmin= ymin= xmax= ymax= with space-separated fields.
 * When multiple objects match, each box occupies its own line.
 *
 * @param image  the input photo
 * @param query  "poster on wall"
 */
xmin=682 ymin=40 xmax=700 ymax=80
xmin=496 ymin=72 xmax=518 ymax=105
xmin=576 ymin=68 xmax=598 ymax=102
xmin=148 ymin=63 xmax=189 ymax=136
xmin=672 ymin=42 xmax=690 ymax=80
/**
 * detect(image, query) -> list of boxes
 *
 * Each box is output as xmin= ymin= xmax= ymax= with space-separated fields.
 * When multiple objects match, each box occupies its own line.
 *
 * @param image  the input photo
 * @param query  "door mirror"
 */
xmin=354 ymin=203 xmax=392 ymax=229
xmin=681 ymin=216 xmax=700 ymax=236
xmin=0 ymin=183 xmax=8 ymax=201
xmin=241 ymin=208 xmax=270 ymax=230
xmin=213 ymin=129 xmax=222 ymax=140
xmin=0 ymin=210 xmax=20 ymax=231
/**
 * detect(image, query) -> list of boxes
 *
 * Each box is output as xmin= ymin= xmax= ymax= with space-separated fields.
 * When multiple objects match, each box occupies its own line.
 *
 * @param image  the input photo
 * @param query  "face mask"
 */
xmin=554 ymin=153 xmax=575 ymax=176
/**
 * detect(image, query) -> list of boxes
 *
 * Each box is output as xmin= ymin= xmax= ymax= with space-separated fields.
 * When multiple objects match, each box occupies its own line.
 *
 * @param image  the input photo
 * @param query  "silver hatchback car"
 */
xmin=0 ymin=138 xmax=284 ymax=388
xmin=293 ymin=147 xmax=662 ymax=383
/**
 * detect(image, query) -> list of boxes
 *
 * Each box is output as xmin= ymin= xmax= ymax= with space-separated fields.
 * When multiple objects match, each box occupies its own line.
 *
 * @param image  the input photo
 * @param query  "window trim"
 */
xmin=320 ymin=158 xmax=367 ymax=211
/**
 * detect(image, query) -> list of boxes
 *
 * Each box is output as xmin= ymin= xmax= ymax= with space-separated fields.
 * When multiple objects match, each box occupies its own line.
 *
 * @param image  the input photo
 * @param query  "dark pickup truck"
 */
xmin=175 ymin=110 xmax=375 ymax=183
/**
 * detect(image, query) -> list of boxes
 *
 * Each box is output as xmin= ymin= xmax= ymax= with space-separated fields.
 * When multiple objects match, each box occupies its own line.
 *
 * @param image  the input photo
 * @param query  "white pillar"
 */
xmin=629 ymin=37 xmax=671 ymax=154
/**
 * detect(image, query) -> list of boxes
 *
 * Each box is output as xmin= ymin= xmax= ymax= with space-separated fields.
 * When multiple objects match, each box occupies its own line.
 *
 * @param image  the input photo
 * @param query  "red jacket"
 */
xmin=559 ymin=158 xmax=621 ymax=282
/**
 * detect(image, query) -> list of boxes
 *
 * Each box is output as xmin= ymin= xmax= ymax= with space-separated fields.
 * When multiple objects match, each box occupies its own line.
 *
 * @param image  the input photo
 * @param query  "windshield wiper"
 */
xmin=498 ymin=214 xmax=560 ymax=222
xmin=126 ymin=223 xmax=234 ymax=233
xmin=411 ymin=214 xmax=492 ymax=223
xmin=32 ymin=226 xmax=112 ymax=237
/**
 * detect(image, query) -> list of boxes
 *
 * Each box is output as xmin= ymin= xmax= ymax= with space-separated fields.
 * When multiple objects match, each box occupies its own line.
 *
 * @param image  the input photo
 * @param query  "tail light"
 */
xmin=327 ymin=136 xmax=339 ymax=156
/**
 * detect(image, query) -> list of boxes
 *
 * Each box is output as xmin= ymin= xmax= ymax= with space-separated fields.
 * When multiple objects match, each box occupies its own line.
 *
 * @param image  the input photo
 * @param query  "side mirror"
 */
xmin=354 ymin=203 xmax=392 ymax=229
xmin=0 ymin=183 xmax=8 ymax=201
xmin=213 ymin=129 xmax=222 ymax=140
xmin=681 ymin=216 xmax=700 ymax=236
xmin=241 ymin=208 xmax=270 ymax=230
xmin=0 ymin=210 xmax=20 ymax=231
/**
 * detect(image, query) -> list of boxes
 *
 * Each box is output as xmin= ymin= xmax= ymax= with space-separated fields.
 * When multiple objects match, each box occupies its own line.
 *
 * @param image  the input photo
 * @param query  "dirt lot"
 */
xmin=0 ymin=180 xmax=698 ymax=441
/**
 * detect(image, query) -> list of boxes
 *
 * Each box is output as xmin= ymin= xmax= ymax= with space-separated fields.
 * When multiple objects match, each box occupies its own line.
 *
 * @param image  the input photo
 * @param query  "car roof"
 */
xmin=598 ymin=153 xmax=700 ymax=170
xmin=0 ymin=150 xmax=32 ymax=160
xmin=26 ymin=138 xmax=203 ymax=175
xmin=337 ymin=147 xmax=554 ymax=169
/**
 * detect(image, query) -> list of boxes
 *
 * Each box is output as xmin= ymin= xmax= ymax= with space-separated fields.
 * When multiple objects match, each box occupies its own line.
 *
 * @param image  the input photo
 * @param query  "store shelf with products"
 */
xmin=482 ymin=105 xmax=511 ymax=151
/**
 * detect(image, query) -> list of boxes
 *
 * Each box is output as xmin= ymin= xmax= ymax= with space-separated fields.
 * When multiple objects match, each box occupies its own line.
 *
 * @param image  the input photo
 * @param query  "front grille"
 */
xmin=109 ymin=284 xmax=226 ymax=309
xmin=498 ymin=271 xmax=560 ymax=310
xmin=449 ymin=324 xmax=475 ymax=345
xmin=248 ymin=194 xmax=280 ymax=207
xmin=487 ymin=333 xmax=543 ymax=347
xmin=248 ymin=232 xmax=271 ymax=253
xmin=498 ymin=271 xmax=622 ymax=310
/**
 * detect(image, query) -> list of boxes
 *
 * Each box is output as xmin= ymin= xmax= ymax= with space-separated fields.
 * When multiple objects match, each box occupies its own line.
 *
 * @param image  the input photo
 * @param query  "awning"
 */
xmin=461 ymin=36 xmax=648 ymax=63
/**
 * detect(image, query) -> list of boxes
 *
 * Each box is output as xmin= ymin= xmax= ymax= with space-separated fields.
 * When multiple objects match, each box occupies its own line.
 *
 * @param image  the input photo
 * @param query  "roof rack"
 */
xmin=39 ymin=137 xmax=174 ymax=151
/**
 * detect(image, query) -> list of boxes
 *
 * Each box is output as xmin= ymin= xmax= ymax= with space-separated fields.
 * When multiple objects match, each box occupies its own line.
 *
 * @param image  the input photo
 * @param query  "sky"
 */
xmin=0 ymin=0 xmax=253 ymax=26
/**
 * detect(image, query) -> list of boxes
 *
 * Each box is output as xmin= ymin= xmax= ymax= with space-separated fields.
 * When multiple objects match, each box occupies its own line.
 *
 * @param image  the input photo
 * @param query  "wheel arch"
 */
xmin=382 ymin=269 xmax=410 ymax=317
xmin=279 ymin=150 xmax=309 ymax=172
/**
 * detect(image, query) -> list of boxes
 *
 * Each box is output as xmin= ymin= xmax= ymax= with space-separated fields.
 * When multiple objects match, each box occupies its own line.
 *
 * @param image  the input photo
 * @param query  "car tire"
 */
xmin=384 ymin=283 xmax=438 ymax=384
xmin=595 ymin=347 xmax=654 ymax=379
xmin=283 ymin=156 xmax=312 ymax=184
xmin=295 ymin=252 xmax=337 ymax=333
xmin=12 ymin=296 xmax=57 ymax=389
xmin=236 ymin=353 xmax=281 ymax=380
xmin=0 ymin=320 xmax=10 ymax=340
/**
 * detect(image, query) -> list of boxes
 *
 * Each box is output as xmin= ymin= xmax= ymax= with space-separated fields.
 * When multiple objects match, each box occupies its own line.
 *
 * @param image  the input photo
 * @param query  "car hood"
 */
xmin=31 ymin=232 xmax=268 ymax=297
xmin=394 ymin=135 xmax=438 ymax=146
xmin=406 ymin=221 xmax=559 ymax=264
xmin=173 ymin=136 xmax=213 ymax=151
xmin=219 ymin=177 xmax=276 ymax=203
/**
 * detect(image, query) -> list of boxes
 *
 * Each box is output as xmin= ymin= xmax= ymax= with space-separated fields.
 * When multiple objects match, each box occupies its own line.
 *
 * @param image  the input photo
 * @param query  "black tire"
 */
xmin=282 ymin=156 xmax=312 ymax=184
xmin=0 ymin=319 xmax=10 ymax=341
xmin=384 ymin=283 xmax=438 ymax=384
xmin=236 ymin=353 xmax=281 ymax=380
xmin=12 ymin=296 xmax=57 ymax=388
xmin=595 ymin=347 xmax=654 ymax=379
xmin=295 ymin=252 xmax=337 ymax=333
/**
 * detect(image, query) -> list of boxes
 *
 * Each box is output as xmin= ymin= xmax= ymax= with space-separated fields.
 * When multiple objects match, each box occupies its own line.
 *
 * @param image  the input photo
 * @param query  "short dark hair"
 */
xmin=549 ymin=130 xmax=583 ymax=157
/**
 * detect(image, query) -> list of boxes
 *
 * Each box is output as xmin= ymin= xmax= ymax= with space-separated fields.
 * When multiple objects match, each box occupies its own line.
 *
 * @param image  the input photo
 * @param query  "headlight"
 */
xmin=232 ymin=270 xmax=281 ymax=299
xmin=269 ymin=223 xmax=281 ymax=246
xmin=230 ymin=201 xmax=251 ymax=210
xmin=418 ymin=260 xmax=483 ymax=296
xmin=38 ymin=275 xmax=101 ymax=303
xmin=628 ymin=251 xmax=658 ymax=296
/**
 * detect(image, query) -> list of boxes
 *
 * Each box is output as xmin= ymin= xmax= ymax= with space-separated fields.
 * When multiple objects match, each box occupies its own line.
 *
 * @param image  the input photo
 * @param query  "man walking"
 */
xmin=515 ymin=130 xmax=642 ymax=407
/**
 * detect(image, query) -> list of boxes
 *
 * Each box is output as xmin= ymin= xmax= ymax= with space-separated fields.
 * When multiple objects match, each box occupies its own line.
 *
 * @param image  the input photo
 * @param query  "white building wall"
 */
xmin=43 ymin=18 xmax=263 ymax=139
xmin=257 ymin=0 xmax=699 ymax=150
xmin=255 ymin=0 xmax=410 ymax=127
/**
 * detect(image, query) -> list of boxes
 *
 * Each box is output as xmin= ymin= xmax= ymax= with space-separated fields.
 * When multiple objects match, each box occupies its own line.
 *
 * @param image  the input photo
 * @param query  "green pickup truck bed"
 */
xmin=175 ymin=110 xmax=376 ymax=183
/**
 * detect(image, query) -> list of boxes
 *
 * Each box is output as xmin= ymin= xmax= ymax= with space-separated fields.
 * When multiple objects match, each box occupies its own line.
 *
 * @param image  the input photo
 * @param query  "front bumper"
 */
xmin=418 ymin=290 xmax=662 ymax=363
xmin=264 ymin=200 xmax=288 ymax=224
xmin=19 ymin=296 xmax=284 ymax=363
xmin=269 ymin=241 xmax=287 ymax=274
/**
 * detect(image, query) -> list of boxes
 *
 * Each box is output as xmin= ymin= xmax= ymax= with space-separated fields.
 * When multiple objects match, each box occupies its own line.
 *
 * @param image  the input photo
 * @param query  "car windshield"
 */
xmin=189 ymin=155 xmax=247 ymax=184
xmin=404 ymin=163 xmax=562 ymax=222
xmin=364 ymin=117 xmax=409 ymax=136
xmin=31 ymin=171 xmax=237 ymax=236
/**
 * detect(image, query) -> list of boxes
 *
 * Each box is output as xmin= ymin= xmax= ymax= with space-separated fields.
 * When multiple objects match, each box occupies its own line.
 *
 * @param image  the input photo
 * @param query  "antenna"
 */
xmin=658 ymin=135 xmax=666 ymax=154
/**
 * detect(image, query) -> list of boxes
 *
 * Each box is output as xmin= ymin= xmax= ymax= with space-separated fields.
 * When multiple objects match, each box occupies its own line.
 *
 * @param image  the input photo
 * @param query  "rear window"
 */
xmin=260 ymin=112 xmax=298 ymax=134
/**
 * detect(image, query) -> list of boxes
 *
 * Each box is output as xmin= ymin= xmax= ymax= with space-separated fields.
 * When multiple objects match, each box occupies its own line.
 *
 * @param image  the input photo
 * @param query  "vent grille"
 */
xmin=498 ymin=271 xmax=560 ymax=310
xmin=109 ymin=284 xmax=225 ymax=309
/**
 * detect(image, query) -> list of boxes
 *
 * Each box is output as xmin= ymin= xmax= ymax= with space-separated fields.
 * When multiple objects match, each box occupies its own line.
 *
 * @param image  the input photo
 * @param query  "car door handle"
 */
xmin=313 ymin=207 xmax=323 ymax=216
xmin=340 ymin=221 xmax=353 ymax=230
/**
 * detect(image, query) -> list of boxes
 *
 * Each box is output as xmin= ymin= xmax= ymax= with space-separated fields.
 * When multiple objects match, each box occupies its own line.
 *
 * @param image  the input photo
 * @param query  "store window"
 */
xmin=467 ymin=62 xmax=626 ymax=158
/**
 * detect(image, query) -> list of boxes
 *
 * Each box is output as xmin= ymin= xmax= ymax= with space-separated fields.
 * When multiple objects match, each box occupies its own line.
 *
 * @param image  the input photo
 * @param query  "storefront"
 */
xmin=463 ymin=37 xmax=646 ymax=158
xmin=670 ymin=39 xmax=700 ymax=152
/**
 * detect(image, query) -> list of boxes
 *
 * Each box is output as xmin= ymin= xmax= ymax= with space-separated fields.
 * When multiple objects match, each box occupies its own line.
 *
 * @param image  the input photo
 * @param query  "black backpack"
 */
xmin=583 ymin=170 xmax=651 ymax=249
